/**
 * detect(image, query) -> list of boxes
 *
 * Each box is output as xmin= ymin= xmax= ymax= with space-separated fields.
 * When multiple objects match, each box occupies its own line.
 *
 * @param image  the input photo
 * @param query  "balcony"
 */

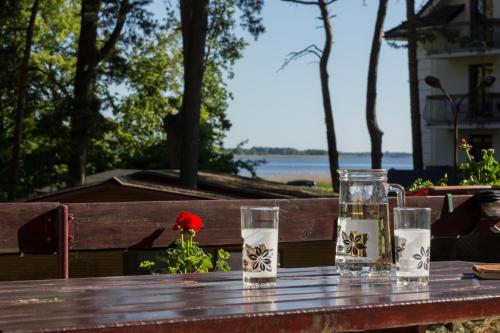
xmin=423 ymin=93 xmax=500 ymax=127
xmin=425 ymin=20 xmax=500 ymax=58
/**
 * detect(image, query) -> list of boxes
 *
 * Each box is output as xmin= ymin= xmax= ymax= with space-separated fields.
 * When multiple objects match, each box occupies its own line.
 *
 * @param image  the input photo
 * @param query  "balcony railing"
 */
xmin=425 ymin=20 xmax=500 ymax=56
xmin=423 ymin=93 xmax=500 ymax=125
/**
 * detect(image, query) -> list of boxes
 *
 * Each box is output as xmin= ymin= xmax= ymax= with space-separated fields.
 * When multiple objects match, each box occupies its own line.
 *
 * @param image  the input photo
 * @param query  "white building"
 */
xmin=386 ymin=0 xmax=500 ymax=167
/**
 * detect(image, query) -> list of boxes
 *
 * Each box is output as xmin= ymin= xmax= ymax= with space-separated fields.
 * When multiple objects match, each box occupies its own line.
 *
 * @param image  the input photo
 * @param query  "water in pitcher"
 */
xmin=335 ymin=203 xmax=393 ymax=276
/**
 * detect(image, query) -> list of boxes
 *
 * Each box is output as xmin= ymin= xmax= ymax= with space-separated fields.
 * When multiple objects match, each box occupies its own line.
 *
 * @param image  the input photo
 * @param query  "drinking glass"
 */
xmin=394 ymin=207 xmax=431 ymax=285
xmin=241 ymin=206 xmax=279 ymax=288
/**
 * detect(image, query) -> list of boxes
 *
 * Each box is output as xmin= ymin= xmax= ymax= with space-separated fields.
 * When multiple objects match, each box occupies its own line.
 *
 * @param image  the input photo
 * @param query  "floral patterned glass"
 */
xmin=240 ymin=206 xmax=279 ymax=288
xmin=394 ymin=207 xmax=431 ymax=285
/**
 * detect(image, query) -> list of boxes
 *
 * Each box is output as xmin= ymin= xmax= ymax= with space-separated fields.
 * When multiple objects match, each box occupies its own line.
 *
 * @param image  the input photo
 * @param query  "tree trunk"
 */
xmin=69 ymin=0 xmax=129 ymax=185
xmin=406 ymin=0 xmax=424 ymax=170
xmin=70 ymin=0 xmax=99 ymax=186
xmin=179 ymin=0 xmax=209 ymax=189
xmin=163 ymin=111 xmax=181 ymax=169
xmin=366 ymin=0 xmax=388 ymax=170
xmin=8 ymin=0 xmax=40 ymax=200
xmin=318 ymin=0 xmax=339 ymax=192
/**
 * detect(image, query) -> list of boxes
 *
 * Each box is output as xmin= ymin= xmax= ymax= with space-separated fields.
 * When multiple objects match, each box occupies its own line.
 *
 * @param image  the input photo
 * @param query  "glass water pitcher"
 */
xmin=335 ymin=169 xmax=404 ymax=277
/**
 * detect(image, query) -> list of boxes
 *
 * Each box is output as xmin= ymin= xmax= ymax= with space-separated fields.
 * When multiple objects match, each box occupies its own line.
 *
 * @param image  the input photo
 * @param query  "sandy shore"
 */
xmin=262 ymin=174 xmax=332 ymax=185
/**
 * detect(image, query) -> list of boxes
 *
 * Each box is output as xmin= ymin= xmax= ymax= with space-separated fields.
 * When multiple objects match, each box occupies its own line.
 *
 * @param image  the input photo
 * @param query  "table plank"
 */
xmin=0 ymin=261 xmax=499 ymax=333
xmin=0 ymin=279 xmax=497 ymax=324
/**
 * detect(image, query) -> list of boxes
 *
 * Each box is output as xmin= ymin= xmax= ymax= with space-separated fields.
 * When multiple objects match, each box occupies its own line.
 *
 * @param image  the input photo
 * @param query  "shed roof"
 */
xmin=385 ymin=3 xmax=464 ymax=40
xmin=26 ymin=169 xmax=333 ymax=202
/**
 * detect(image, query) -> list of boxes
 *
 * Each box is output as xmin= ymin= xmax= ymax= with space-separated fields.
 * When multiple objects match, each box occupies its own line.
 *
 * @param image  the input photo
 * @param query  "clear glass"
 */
xmin=394 ymin=208 xmax=431 ymax=285
xmin=335 ymin=169 xmax=404 ymax=277
xmin=241 ymin=206 xmax=279 ymax=288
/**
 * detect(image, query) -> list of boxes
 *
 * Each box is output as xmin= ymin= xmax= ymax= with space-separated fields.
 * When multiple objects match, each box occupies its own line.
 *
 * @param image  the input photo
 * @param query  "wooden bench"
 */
xmin=64 ymin=195 xmax=480 ymax=276
xmin=0 ymin=203 xmax=68 ymax=280
xmin=66 ymin=199 xmax=338 ymax=275
xmin=1 ymin=194 xmax=499 ymax=280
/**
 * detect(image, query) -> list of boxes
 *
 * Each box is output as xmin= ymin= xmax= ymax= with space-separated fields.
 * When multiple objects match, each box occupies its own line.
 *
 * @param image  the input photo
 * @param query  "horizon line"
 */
xmin=232 ymin=151 xmax=413 ymax=155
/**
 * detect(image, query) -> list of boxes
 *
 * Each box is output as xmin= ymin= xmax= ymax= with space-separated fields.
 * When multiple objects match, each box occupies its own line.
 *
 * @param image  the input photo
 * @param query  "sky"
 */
xmin=223 ymin=0 xmax=413 ymax=153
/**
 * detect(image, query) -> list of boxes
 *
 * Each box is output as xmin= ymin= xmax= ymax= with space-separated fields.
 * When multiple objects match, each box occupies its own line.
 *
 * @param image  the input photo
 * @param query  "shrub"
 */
xmin=459 ymin=138 xmax=500 ymax=186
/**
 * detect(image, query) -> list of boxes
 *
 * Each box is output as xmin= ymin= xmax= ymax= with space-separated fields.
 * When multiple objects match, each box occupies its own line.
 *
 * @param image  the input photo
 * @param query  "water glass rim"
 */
xmin=240 ymin=206 xmax=279 ymax=211
xmin=337 ymin=169 xmax=388 ymax=181
xmin=337 ymin=168 xmax=387 ymax=172
xmin=393 ymin=207 xmax=431 ymax=212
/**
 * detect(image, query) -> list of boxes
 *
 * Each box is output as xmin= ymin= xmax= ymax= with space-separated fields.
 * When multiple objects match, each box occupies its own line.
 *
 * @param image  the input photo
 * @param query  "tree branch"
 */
xmin=203 ymin=7 xmax=223 ymax=67
xmin=28 ymin=66 xmax=71 ymax=99
xmin=281 ymin=0 xmax=336 ymax=5
xmin=281 ymin=0 xmax=318 ymax=5
xmin=278 ymin=44 xmax=322 ymax=71
xmin=97 ymin=0 xmax=130 ymax=63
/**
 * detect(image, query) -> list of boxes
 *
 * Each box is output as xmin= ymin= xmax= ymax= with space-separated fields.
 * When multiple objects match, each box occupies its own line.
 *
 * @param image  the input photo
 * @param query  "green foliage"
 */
xmin=158 ymin=238 xmax=213 ymax=274
xmin=215 ymin=248 xmax=231 ymax=272
xmin=425 ymin=318 xmax=500 ymax=333
xmin=409 ymin=173 xmax=448 ymax=192
xmin=141 ymin=232 xmax=231 ymax=274
xmin=0 ymin=2 xmax=21 ymax=199
xmin=139 ymin=260 xmax=156 ymax=270
xmin=459 ymin=140 xmax=500 ymax=186
xmin=437 ymin=173 xmax=448 ymax=186
xmin=409 ymin=178 xmax=434 ymax=192
xmin=231 ymin=146 xmax=327 ymax=156
xmin=315 ymin=181 xmax=333 ymax=192
xmin=0 ymin=0 xmax=265 ymax=199
xmin=0 ymin=0 xmax=79 ymax=198
xmin=408 ymin=138 xmax=500 ymax=190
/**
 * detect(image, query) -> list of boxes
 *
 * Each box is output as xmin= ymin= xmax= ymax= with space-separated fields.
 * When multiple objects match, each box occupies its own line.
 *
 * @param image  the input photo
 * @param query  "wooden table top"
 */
xmin=0 ymin=261 xmax=499 ymax=333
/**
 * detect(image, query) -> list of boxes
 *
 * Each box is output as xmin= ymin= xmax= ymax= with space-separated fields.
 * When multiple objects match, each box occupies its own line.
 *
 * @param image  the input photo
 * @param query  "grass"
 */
xmin=263 ymin=174 xmax=334 ymax=193
xmin=426 ymin=319 xmax=500 ymax=333
xmin=315 ymin=181 xmax=333 ymax=192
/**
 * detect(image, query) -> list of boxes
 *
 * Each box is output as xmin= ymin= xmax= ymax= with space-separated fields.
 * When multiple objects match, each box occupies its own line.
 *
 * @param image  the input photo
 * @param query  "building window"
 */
xmin=469 ymin=134 xmax=492 ymax=160
xmin=471 ymin=0 xmax=493 ymax=21
xmin=471 ymin=0 xmax=493 ymax=42
xmin=469 ymin=64 xmax=493 ymax=115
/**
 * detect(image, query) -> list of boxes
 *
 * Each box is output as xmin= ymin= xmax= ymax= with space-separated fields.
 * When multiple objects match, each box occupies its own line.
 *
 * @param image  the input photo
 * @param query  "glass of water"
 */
xmin=241 ymin=206 xmax=279 ymax=288
xmin=394 ymin=207 xmax=431 ymax=285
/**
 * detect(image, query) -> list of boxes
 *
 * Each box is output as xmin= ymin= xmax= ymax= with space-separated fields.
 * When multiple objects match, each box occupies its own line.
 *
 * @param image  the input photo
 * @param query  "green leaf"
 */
xmin=139 ymin=260 xmax=156 ymax=269
xmin=218 ymin=249 xmax=231 ymax=260
xmin=199 ymin=258 xmax=213 ymax=272
xmin=409 ymin=178 xmax=434 ymax=192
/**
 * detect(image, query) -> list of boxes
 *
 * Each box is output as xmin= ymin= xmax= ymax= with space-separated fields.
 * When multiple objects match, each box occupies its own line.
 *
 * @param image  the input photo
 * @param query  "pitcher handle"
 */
xmin=388 ymin=183 xmax=406 ymax=208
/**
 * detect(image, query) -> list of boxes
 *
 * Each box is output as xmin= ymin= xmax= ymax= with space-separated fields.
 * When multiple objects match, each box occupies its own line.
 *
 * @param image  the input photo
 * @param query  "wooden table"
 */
xmin=0 ymin=261 xmax=499 ymax=333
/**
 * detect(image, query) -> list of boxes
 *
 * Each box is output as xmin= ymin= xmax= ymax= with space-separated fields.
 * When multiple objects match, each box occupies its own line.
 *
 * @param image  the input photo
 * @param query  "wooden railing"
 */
xmin=1 ymin=195 xmax=497 ymax=281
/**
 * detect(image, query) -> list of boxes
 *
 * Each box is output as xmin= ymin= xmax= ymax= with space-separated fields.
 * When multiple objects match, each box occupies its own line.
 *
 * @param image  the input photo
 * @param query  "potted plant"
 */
xmin=408 ymin=138 xmax=500 ymax=196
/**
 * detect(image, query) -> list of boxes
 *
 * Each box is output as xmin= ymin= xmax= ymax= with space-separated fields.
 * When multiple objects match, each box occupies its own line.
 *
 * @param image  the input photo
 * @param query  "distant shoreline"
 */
xmin=229 ymin=146 xmax=411 ymax=157
xmin=234 ymin=152 xmax=413 ymax=157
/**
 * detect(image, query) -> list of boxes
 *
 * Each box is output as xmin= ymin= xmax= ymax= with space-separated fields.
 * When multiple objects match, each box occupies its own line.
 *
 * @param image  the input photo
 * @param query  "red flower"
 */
xmin=461 ymin=137 xmax=466 ymax=144
xmin=173 ymin=212 xmax=203 ymax=233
